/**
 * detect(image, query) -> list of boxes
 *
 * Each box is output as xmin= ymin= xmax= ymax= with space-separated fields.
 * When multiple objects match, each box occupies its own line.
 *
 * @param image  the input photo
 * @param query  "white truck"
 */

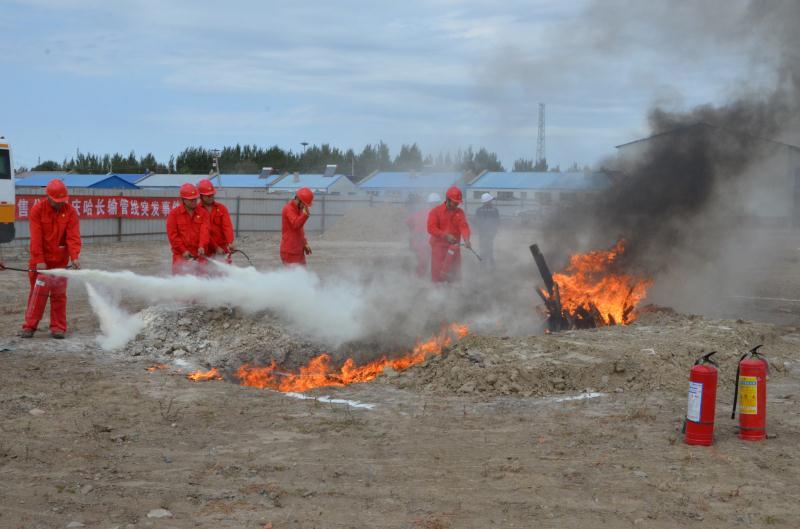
xmin=0 ymin=136 xmax=15 ymax=243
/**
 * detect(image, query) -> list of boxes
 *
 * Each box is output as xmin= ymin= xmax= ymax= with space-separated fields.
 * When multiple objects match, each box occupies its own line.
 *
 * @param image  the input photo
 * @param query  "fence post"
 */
xmin=235 ymin=195 xmax=241 ymax=238
xmin=321 ymin=195 xmax=326 ymax=233
xmin=117 ymin=194 xmax=122 ymax=241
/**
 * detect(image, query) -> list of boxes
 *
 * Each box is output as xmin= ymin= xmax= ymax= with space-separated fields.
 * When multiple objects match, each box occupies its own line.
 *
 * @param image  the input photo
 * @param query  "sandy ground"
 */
xmin=1 ymin=230 xmax=800 ymax=529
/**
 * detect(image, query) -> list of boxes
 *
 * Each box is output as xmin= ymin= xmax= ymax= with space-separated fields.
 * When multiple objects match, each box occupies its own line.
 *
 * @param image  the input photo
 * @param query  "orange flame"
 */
xmin=145 ymin=363 xmax=168 ymax=372
xmin=236 ymin=323 xmax=469 ymax=392
xmin=550 ymin=240 xmax=652 ymax=325
xmin=187 ymin=368 xmax=223 ymax=381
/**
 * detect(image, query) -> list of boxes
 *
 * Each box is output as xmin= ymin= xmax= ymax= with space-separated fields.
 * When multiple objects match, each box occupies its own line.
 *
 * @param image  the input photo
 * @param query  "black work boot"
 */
xmin=19 ymin=329 xmax=34 ymax=338
xmin=50 ymin=331 xmax=65 ymax=339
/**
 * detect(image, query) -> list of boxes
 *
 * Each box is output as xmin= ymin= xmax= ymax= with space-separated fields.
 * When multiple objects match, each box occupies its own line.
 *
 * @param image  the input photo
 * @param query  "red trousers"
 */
xmin=281 ymin=252 xmax=306 ymax=266
xmin=23 ymin=271 xmax=68 ymax=333
xmin=411 ymin=238 xmax=429 ymax=278
xmin=430 ymin=244 xmax=461 ymax=283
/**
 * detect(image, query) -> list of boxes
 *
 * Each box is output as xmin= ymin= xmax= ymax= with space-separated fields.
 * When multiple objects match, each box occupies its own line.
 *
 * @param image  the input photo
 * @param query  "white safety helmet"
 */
xmin=481 ymin=192 xmax=494 ymax=203
xmin=427 ymin=192 xmax=442 ymax=203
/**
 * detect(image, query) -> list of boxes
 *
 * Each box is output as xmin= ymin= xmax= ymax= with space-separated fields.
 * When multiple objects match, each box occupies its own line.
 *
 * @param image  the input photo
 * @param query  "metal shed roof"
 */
xmin=359 ymin=171 xmax=463 ymax=189
xmin=468 ymin=172 xmax=610 ymax=191
xmin=109 ymin=172 xmax=150 ymax=184
xmin=212 ymin=173 xmax=278 ymax=188
xmin=15 ymin=173 xmax=140 ymax=189
xmin=270 ymin=174 xmax=351 ymax=192
xmin=137 ymin=174 xmax=211 ymax=187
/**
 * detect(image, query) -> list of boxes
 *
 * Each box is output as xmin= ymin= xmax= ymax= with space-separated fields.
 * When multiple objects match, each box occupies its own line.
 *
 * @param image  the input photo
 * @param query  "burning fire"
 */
xmin=235 ymin=323 xmax=468 ymax=392
xmin=544 ymin=240 xmax=652 ymax=327
xmin=145 ymin=363 xmax=168 ymax=372
xmin=186 ymin=368 xmax=223 ymax=381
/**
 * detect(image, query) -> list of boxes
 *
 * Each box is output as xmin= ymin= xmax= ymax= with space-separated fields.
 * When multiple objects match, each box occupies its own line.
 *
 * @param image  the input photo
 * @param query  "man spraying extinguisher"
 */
xmin=166 ymin=182 xmax=210 ymax=275
xmin=427 ymin=186 xmax=471 ymax=283
xmin=20 ymin=179 xmax=81 ymax=339
xmin=197 ymin=178 xmax=236 ymax=261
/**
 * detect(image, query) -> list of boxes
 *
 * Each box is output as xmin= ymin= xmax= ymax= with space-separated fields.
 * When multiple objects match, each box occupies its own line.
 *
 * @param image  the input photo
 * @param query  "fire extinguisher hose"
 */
xmin=229 ymin=249 xmax=253 ymax=266
xmin=0 ymin=263 xmax=74 ymax=273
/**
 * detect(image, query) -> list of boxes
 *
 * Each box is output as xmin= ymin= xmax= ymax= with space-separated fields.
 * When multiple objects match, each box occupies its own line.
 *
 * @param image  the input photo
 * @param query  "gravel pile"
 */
xmin=125 ymin=306 xmax=329 ymax=370
xmin=389 ymin=311 xmax=796 ymax=397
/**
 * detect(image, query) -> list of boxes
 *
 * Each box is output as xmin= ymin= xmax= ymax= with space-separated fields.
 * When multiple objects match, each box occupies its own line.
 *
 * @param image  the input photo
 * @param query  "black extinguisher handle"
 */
xmin=695 ymin=351 xmax=718 ymax=367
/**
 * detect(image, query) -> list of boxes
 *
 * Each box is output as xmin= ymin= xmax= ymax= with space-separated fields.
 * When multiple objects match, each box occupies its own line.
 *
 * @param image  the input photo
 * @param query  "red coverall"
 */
xmin=406 ymin=208 xmax=430 ymax=277
xmin=204 ymin=201 xmax=235 ymax=257
xmin=23 ymin=200 xmax=81 ymax=333
xmin=280 ymin=200 xmax=309 ymax=265
xmin=166 ymin=204 xmax=210 ymax=275
xmin=427 ymin=203 xmax=471 ymax=283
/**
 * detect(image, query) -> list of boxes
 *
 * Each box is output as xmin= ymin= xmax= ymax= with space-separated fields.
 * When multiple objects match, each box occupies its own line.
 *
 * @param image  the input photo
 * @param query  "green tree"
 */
xmin=393 ymin=143 xmax=423 ymax=171
xmin=32 ymin=160 xmax=62 ymax=171
xmin=513 ymin=158 xmax=534 ymax=172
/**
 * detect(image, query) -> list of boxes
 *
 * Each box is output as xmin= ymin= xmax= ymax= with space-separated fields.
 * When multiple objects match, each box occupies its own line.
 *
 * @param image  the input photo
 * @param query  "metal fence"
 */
xmin=8 ymin=187 xmax=562 ymax=246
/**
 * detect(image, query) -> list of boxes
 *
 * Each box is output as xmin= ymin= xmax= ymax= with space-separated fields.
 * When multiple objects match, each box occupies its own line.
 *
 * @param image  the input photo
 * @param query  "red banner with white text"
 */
xmin=15 ymin=195 xmax=181 ymax=220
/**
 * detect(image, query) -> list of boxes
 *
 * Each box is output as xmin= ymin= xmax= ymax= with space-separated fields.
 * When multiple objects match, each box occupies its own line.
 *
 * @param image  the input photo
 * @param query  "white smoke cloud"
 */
xmin=49 ymin=265 xmax=367 ymax=347
xmin=85 ymin=283 xmax=145 ymax=350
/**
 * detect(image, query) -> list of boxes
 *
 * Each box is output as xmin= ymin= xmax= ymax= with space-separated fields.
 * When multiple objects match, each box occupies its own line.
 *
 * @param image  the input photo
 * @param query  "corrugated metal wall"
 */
xmin=8 ymin=187 xmax=553 ymax=247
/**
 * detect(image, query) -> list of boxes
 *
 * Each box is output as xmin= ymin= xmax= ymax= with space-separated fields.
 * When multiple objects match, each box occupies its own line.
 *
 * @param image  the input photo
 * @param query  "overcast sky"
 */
xmin=1 ymin=0 xmax=761 ymax=170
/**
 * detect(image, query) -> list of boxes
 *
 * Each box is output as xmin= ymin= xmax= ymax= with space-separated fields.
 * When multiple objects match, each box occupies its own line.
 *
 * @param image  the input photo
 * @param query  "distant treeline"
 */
xmin=26 ymin=142 xmax=576 ymax=180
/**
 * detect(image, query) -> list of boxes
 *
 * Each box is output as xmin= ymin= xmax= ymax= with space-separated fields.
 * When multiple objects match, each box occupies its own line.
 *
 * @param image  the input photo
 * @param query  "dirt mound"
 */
xmin=125 ymin=306 xmax=329 ymax=370
xmin=323 ymin=204 xmax=410 ymax=242
xmin=124 ymin=305 xmax=797 ymax=398
xmin=390 ymin=313 xmax=797 ymax=397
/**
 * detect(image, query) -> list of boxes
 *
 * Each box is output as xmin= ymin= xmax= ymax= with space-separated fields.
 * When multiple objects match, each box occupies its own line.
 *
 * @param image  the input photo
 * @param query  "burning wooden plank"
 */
xmin=531 ymin=240 xmax=653 ymax=331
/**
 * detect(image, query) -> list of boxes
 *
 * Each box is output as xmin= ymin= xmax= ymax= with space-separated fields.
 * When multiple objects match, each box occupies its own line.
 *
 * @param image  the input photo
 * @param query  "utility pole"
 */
xmin=211 ymin=149 xmax=221 ymax=186
xmin=300 ymin=142 xmax=309 ymax=173
xmin=536 ymin=102 xmax=546 ymax=169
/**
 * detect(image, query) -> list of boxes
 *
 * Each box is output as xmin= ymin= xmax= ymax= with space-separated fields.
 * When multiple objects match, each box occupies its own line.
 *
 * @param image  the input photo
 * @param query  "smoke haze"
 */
xmin=485 ymin=0 xmax=800 ymax=317
xmin=85 ymin=283 xmax=145 ymax=351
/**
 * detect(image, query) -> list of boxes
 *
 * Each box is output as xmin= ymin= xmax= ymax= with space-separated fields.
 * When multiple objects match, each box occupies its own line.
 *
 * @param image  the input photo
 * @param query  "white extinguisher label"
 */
xmin=687 ymin=381 xmax=703 ymax=422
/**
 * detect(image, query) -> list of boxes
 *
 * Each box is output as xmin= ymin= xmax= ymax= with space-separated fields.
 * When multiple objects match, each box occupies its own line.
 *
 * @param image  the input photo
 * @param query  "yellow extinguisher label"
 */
xmin=738 ymin=376 xmax=758 ymax=415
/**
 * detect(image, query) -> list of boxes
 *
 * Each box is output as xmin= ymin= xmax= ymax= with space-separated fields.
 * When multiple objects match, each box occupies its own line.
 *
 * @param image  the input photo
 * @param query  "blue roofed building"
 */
xmin=269 ymin=172 xmax=360 ymax=195
xmin=15 ymin=173 xmax=140 ymax=189
xmin=136 ymin=173 xmax=211 ymax=188
xmin=109 ymin=172 xmax=151 ymax=184
xmin=211 ymin=172 xmax=281 ymax=189
xmin=357 ymin=171 xmax=466 ymax=200
xmin=137 ymin=168 xmax=281 ymax=190
xmin=466 ymin=171 xmax=611 ymax=218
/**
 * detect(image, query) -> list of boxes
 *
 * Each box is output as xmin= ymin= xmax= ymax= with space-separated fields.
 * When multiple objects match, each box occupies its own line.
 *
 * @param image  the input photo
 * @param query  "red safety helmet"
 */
xmin=197 ymin=178 xmax=216 ymax=196
xmin=46 ymin=179 xmax=69 ymax=203
xmin=179 ymin=182 xmax=200 ymax=200
xmin=445 ymin=186 xmax=463 ymax=204
xmin=297 ymin=187 xmax=314 ymax=207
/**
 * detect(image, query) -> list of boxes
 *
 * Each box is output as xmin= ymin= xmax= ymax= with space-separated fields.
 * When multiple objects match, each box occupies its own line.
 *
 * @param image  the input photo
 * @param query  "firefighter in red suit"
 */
xmin=406 ymin=193 xmax=441 ymax=277
xmin=280 ymin=187 xmax=313 ymax=266
xmin=198 ymin=179 xmax=236 ymax=261
xmin=427 ymin=186 xmax=471 ymax=283
xmin=20 ymin=179 xmax=82 ymax=339
xmin=166 ymin=183 xmax=210 ymax=275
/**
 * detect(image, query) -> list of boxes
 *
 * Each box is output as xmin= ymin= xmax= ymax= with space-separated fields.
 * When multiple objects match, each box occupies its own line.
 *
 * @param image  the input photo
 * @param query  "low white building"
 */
xmin=466 ymin=171 xmax=610 ymax=217
xmin=357 ymin=171 xmax=466 ymax=200
xmin=269 ymin=172 xmax=360 ymax=195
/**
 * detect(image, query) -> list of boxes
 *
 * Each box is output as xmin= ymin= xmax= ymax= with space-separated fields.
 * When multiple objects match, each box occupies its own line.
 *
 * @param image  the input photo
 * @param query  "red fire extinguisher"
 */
xmin=24 ymin=274 xmax=53 ymax=323
xmin=731 ymin=345 xmax=768 ymax=441
xmin=441 ymin=244 xmax=460 ymax=280
xmin=684 ymin=351 xmax=718 ymax=446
